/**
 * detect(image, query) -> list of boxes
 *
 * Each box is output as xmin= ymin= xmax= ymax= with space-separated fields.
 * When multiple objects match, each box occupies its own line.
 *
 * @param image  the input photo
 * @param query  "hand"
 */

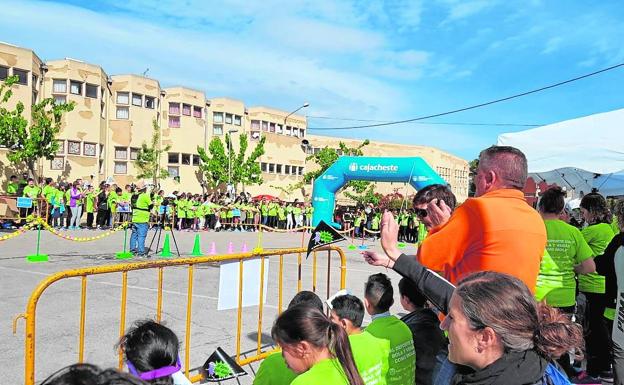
xmin=426 ymin=199 xmax=452 ymax=228
xmin=380 ymin=210 xmax=401 ymax=261
xmin=361 ymin=250 xmax=394 ymax=269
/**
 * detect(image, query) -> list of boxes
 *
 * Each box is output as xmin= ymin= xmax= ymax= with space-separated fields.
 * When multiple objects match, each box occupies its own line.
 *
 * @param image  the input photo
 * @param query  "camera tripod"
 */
xmin=147 ymin=210 xmax=180 ymax=257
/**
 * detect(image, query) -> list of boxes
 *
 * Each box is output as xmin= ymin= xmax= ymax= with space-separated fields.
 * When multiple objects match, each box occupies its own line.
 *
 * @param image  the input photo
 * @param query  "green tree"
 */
xmin=197 ymin=133 xmax=266 ymax=192
xmin=134 ymin=119 xmax=171 ymax=187
xmin=0 ymin=76 xmax=75 ymax=179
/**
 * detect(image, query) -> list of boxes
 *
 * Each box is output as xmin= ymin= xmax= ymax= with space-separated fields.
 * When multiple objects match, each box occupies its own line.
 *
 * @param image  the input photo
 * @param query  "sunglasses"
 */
xmin=415 ymin=208 xmax=428 ymax=218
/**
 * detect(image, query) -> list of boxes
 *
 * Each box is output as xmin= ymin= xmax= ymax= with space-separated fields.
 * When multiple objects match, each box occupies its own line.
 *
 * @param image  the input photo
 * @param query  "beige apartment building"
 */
xmin=0 ymin=41 xmax=469 ymax=203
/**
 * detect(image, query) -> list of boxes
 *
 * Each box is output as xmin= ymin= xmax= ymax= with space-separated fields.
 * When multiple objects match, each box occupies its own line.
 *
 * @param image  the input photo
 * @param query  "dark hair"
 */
xmin=46 ymin=177 xmax=53 ymax=185
xmin=478 ymin=146 xmax=528 ymax=190
xmin=614 ymin=199 xmax=624 ymax=232
xmin=364 ymin=273 xmax=394 ymax=313
xmin=456 ymin=271 xmax=583 ymax=358
xmin=271 ymin=307 xmax=364 ymax=385
xmin=118 ymin=320 xmax=179 ymax=385
xmin=116 ymin=187 xmax=123 ymax=194
xmin=580 ymin=192 xmax=611 ymax=225
xmin=331 ymin=295 xmax=365 ymax=327
xmin=398 ymin=277 xmax=427 ymax=308
xmin=288 ymin=290 xmax=324 ymax=311
xmin=538 ymin=186 xmax=566 ymax=214
xmin=40 ymin=363 xmax=102 ymax=385
xmin=413 ymin=184 xmax=457 ymax=210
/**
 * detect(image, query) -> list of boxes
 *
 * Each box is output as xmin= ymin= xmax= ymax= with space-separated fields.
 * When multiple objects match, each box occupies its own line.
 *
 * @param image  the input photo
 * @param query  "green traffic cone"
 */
xmin=159 ymin=233 xmax=173 ymax=258
xmin=191 ymin=234 xmax=203 ymax=256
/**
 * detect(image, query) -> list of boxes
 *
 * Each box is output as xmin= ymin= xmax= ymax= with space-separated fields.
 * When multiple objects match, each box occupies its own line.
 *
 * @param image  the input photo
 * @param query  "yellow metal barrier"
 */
xmin=14 ymin=246 xmax=347 ymax=385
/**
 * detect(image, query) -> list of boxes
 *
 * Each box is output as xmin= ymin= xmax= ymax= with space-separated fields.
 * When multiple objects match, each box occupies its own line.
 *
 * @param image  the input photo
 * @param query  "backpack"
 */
xmin=540 ymin=363 xmax=572 ymax=385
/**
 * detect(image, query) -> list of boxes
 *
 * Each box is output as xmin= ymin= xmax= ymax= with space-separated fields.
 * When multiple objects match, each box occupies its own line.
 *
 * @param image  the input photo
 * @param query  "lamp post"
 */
xmin=283 ymin=102 xmax=310 ymax=125
xmin=227 ymin=129 xmax=239 ymax=197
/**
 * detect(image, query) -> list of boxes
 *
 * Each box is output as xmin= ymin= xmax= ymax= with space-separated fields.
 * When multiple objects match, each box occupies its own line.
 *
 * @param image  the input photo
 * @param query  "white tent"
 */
xmin=498 ymin=108 xmax=624 ymax=196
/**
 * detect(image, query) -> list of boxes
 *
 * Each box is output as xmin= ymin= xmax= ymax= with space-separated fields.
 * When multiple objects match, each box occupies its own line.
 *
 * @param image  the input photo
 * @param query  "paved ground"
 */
xmin=0 ymin=227 xmax=417 ymax=384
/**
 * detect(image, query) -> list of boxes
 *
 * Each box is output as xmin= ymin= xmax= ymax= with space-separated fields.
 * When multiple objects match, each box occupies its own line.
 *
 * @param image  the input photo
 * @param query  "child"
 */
xmin=85 ymin=185 xmax=96 ymax=229
xmin=51 ymin=185 xmax=66 ymax=229
xmin=271 ymin=306 xmax=364 ymax=385
xmin=118 ymin=320 xmax=192 ymax=385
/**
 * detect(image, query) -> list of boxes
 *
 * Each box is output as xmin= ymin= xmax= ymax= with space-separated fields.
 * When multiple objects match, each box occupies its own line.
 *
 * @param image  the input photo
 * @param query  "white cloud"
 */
xmin=439 ymin=0 xmax=498 ymax=24
xmin=542 ymin=36 xmax=563 ymax=54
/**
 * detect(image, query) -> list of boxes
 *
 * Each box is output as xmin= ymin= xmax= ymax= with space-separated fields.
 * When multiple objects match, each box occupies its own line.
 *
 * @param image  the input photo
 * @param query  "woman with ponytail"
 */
xmin=271 ymin=306 xmax=365 ymax=385
xmin=363 ymin=248 xmax=584 ymax=385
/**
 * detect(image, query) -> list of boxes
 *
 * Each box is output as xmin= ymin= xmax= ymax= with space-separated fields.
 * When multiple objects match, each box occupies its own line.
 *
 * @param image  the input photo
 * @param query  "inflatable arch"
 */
xmin=311 ymin=156 xmax=446 ymax=227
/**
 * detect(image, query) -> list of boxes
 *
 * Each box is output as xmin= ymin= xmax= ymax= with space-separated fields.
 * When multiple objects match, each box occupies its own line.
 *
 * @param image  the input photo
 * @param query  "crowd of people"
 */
xmin=13 ymin=145 xmax=624 ymax=385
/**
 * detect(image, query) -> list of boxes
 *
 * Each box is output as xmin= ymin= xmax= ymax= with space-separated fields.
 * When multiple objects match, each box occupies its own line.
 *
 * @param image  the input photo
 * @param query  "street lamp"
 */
xmin=227 ymin=129 xmax=239 ymax=196
xmin=283 ymin=102 xmax=310 ymax=124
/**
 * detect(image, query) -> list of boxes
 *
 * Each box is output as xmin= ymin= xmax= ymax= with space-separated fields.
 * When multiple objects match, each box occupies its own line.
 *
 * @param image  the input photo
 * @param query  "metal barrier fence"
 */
xmin=13 ymin=246 xmax=347 ymax=385
xmin=0 ymin=195 xmax=49 ymax=223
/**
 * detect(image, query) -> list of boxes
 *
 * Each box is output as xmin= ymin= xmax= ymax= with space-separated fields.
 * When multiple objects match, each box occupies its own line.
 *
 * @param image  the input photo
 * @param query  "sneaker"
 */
xmin=571 ymin=371 xmax=602 ymax=384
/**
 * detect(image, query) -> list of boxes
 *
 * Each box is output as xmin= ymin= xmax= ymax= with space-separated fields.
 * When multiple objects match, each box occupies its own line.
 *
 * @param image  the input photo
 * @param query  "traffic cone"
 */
xmin=159 ymin=234 xmax=173 ymax=258
xmin=241 ymin=243 xmax=248 ymax=253
xmin=208 ymin=241 xmax=217 ymax=255
xmin=227 ymin=241 xmax=234 ymax=254
xmin=191 ymin=234 xmax=203 ymax=256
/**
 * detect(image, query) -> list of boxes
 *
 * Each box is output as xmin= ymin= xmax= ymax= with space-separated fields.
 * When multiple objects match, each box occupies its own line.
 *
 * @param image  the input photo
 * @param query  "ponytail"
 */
xmin=533 ymin=302 xmax=584 ymax=359
xmin=328 ymin=322 xmax=364 ymax=385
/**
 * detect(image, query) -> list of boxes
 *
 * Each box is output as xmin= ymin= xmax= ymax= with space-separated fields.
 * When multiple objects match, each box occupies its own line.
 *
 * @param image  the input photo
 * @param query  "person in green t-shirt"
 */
xmin=130 ymin=182 xmax=152 ymax=256
xmin=268 ymin=201 xmax=278 ymax=228
xmin=254 ymin=290 xmax=324 ymax=385
xmin=21 ymin=178 xmax=40 ymax=222
xmin=577 ymin=192 xmax=617 ymax=381
xmin=363 ymin=273 xmax=415 ymax=385
xmin=176 ymin=193 xmax=187 ymax=231
xmin=277 ymin=202 xmax=286 ymax=229
xmin=271 ymin=306 xmax=365 ymax=385
xmin=85 ymin=185 xmax=97 ymax=228
xmin=536 ymin=187 xmax=595 ymax=310
xmin=330 ymin=294 xmax=389 ymax=385
xmin=6 ymin=175 xmax=19 ymax=195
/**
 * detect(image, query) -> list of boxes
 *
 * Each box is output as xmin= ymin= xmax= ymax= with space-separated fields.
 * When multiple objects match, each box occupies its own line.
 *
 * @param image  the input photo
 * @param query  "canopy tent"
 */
xmin=498 ymin=108 xmax=624 ymax=196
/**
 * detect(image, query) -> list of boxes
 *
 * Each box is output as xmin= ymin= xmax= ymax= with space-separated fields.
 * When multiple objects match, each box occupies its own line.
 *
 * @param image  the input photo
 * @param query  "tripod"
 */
xmin=148 ymin=209 xmax=180 ymax=257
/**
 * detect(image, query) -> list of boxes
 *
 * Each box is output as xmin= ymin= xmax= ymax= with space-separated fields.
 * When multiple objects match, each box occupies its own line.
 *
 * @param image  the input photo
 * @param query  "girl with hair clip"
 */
xmin=271 ymin=306 xmax=365 ymax=385
xmin=118 ymin=320 xmax=192 ymax=385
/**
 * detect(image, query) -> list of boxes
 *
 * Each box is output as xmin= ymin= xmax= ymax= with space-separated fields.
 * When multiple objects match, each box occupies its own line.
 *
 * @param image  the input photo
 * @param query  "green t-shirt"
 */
xmin=371 ymin=216 xmax=380 ymax=231
xmin=121 ymin=191 xmax=132 ymax=203
xmin=85 ymin=193 xmax=96 ymax=213
xmin=53 ymin=190 xmax=65 ymax=208
xmin=613 ymin=216 xmax=621 ymax=235
xmin=293 ymin=206 xmax=302 ymax=215
xmin=349 ymin=331 xmax=389 ymax=385
xmin=132 ymin=192 xmax=152 ymax=223
xmin=365 ymin=315 xmax=415 ymax=385
xmin=23 ymin=185 xmax=40 ymax=199
xmin=268 ymin=203 xmax=278 ymax=216
xmin=177 ymin=199 xmax=187 ymax=218
xmin=7 ymin=182 xmax=18 ymax=195
xmin=579 ymin=223 xmax=616 ymax=293
xmin=253 ymin=352 xmax=297 ymax=385
xmin=535 ymin=220 xmax=594 ymax=307
xmin=278 ymin=206 xmax=286 ymax=220
xmin=108 ymin=192 xmax=119 ymax=213
xmin=261 ymin=204 xmax=269 ymax=216
xmin=291 ymin=358 xmax=348 ymax=385
xmin=417 ymin=223 xmax=428 ymax=243
xmin=42 ymin=185 xmax=56 ymax=202
xmin=286 ymin=205 xmax=293 ymax=214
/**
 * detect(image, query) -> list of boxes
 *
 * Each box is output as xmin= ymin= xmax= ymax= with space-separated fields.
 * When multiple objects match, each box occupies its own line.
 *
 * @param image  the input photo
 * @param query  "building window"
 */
xmin=260 ymin=162 xmax=267 ymax=172
xmin=181 ymin=153 xmax=191 ymax=165
xmin=193 ymin=106 xmax=202 ymax=118
xmin=56 ymin=140 xmax=65 ymax=155
xmin=130 ymin=147 xmax=139 ymax=160
xmin=293 ymin=129 xmax=300 ymax=138
xmin=251 ymin=120 xmax=260 ymax=130
xmin=13 ymin=68 xmax=28 ymax=85
xmin=114 ymin=161 xmax=127 ymax=174
xmin=300 ymin=129 xmax=305 ymax=138
xmin=284 ymin=165 xmax=290 ymax=174
xmin=251 ymin=131 xmax=260 ymax=140
xmin=285 ymin=126 xmax=291 ymax=135
xmin=83 ymin=142 xmax=97 ymax=157
xmin=51 ymin=157 xmax=65 ymax=170
xmin=116 ymin=92 xmax=129 ymax=105
xmin=213 ymin=112 xmax=223 ymax=123
xmin=85 ymin=83 xmax=98 ymax=98
xmin=132 ymin=93 xmax=142 ymax=106
xmin=262 ymin=121 xmax=268 ymax=131
xmin=0 ymin=66 xmax=8 ymax=80
xmin=168 ymin=152 xmax=179 ymax=164
xmin=213 ymin=124 xmax=223 ymax=135
xmin=298 ymin=167 xmax=304 ymax=175
xmin=169 ymin=102 xmax=180 ymax=115
xmin=70 ymin=80 xmax=82 ymax=95
xmin=234 ymin=115 xmax=242 ymax=126
xmin=168 ymin=166 xmax=179 ymax=178
xmin=116 ymin=106 xmax=129 ymax=120
xmin=115 ymin=147 xmax=128 ymax=159
xmin=192 ymin=154 xmax=200 ymax=166
xmin=276 ymin=164 xmax=282 ymax=174
xmin=269 ymin=123 xmax=276 ymax=133
xmin=291 ymin=166 xmax=297 ymax=175
xmin=276 ymin=124 xmax=283 ymax=134
xmin=168 ymin=115 xmax=180 ymax=128
xmin=145 ymin=96 xmax=155 ymax=109
xmin=182 ymin=104 xmax=191 ymax=116
xmin=268 ymin=163 xmax=275 ymax=173
xmin=53 ymin=79 xmax=67 ymax=93
xmin=68 ymin=141 xmax=81 ymax=155
xmin=225 ymin=113 xmax=233 ymax=124
xmin=54 ymin=95 xmax=67 ymax=105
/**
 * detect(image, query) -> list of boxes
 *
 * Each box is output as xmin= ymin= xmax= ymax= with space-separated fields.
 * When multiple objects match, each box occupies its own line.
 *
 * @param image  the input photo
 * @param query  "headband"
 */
xmin=127 ymin=356 xmax=181 ymax=381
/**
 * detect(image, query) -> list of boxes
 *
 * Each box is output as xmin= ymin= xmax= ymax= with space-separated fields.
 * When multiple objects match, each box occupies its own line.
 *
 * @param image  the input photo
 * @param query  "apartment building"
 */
xmin=0 ymin=41 xmax=469 ymax=202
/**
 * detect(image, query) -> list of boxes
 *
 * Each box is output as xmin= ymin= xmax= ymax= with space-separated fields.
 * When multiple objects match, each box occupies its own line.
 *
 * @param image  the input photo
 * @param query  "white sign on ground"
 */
xmin=217 ymin=258 xmax=270 ymax=311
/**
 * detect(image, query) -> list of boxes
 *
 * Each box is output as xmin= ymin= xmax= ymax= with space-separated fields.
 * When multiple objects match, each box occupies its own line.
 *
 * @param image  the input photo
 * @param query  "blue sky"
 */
xmin=1 ymin=0 xmax=623 ymax=160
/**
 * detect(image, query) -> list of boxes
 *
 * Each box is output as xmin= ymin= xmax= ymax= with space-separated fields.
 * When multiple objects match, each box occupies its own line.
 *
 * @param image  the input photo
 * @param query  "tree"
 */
xmin=134 ymin=119 xmax=171 ymax=187
xmin=0 ymin=76 xmax=75 ymax=179
xmin=344 ymin=184 xmax=382 ymax=206
xmin=468 ymin=158 xmax=479 ymax=197
xmin=197 ymin=133 xmax=266 ymax=192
